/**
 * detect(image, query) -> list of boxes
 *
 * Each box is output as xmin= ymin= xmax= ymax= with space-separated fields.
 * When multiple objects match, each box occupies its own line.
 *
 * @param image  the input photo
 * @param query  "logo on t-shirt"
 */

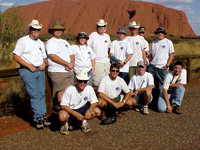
xmin=65 ymin=45 xmax=68 ymax=48
xmin=39 ymin=47 xmax=42 ymax=51
xmin=116 ymin=87 xmax=120 ymax=91
xmin=120 ymin=47 xmax=124 ymax=50
xmin=84 ymin=96 xmax=88 ymax=101
xmin=162 ymin=45 xmax=166 ymax=48
xmin=88 ymin=52 xmax=91 ymax=55
xmin=104 ymin=40 xmax=107 ymax=43
xmin=136 ymin=42 xmax=139 ymax=45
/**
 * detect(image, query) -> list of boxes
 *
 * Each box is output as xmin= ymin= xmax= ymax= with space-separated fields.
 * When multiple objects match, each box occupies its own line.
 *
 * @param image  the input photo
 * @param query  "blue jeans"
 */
xmin=147 ymin=64 xmax=169 ymax=89
xmin=87 ymin=70 xmax=93 ymax=86
xmin=157 ymin=86 xmax=185 ymax=112
xmin=119 ymin=72 xmax=129 ymax=85
xmin=19 ymin=68 xmax=46 ymax=121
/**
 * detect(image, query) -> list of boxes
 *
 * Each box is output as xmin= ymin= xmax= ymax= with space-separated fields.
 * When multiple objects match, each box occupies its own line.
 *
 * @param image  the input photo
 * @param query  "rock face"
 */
xmin=6 ymin=0 xmax=196 ymax=36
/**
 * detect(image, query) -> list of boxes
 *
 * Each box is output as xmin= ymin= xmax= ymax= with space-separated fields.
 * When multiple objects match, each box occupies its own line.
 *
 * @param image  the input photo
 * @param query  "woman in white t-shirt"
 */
xmin=71 ymin=32 xmax=95 ymax=85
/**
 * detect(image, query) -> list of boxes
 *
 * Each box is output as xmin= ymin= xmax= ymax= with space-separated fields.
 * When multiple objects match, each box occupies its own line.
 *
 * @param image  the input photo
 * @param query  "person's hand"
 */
xmin=113 ymin=101 xmax=124 ymax=109
xmin=85 ymin=110 xmax=92 ymax=120
xmin=67 ymin=62 xmax=74 ymax=70
xmin=65 ymin=66 xmax=71 ymax=71
xmin=39 ymin=62 xmax=46 ymax=71
xmin=119 ymin=61 xmax=124 ymax=67
xmin=162 ymin=65 xmax=168 ymax=70
xmin=134 ymin=90 xmax=139 ymax=97
xmin=91 ymin=68 xmax=95 ymax=74
xmin=75 ymin=112 xmax=85 ymax=121
xmin=166 ymin=105 xmax=173 ymax=113
xmin=29 ymin=65 xmax=37 ymax=72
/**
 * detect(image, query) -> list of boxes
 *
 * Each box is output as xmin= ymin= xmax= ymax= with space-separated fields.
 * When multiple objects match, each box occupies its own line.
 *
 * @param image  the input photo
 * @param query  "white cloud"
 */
xmin=172 ymin=5 xmax=194 ymax=14
xmin=0 ymin=2 xmax=15 ymax=7
xmin=134 ymin=0 xmax=195 ymax=5
xmin=189 ymin=16 xmax=200 ymax=23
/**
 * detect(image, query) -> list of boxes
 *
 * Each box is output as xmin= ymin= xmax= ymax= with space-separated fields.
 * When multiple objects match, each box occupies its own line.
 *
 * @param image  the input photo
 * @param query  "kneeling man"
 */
xmin=59 ymin=70 xmax=101 ymax=134
xmin=97 ymin=63 xmax=137 ymax=123
xmin=157 ymin=61 xmax=187 ymax=114
xmin=128 ymin=61 xmax=154 ymax=115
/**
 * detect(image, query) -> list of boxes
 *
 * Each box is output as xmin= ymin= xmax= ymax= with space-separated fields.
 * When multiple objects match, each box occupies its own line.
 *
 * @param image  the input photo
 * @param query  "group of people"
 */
xmin=13 ymin=19 xmax=187 ymax=135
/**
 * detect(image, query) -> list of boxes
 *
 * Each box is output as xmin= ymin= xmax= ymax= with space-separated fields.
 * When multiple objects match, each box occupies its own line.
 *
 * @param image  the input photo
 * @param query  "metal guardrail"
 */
xmin=1 ymin=54 xmax=200 ymax=115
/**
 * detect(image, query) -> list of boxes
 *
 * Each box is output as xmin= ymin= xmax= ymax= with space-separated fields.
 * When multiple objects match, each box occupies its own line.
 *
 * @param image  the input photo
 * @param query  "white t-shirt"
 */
xmin=98 ymin=75 xmax=130 ymax=99
xmin=60 ymin=85 xmax=98 ymax=110
xmin=71 ymin=45 xmax=95 ymax=74
xmin=160 ymin=69 xmax=187 ymax=93
xmin=87 ymin=32 xmax=111 ymax=63
xmin=128 ymin=72 xmax=154 ymax=94
xmin=13 ymin=35 xmax=46 ymax=66
xmin=144 ymin=39 xmax=149 ymax=51
xmin=149 ymin=38 xmax=175 ymax=68
xmin=125 ymin=35 xmax=146 ymax=66
xmin=45 ymin=37 xmax=73 ymax=72
xmin=110 ymin=39 xmax=133 ymax=72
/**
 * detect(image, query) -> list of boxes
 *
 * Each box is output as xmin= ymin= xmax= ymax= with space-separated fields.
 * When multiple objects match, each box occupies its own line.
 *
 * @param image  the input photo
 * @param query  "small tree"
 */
xmin=0 ymin=5 xmax=25 ymax=67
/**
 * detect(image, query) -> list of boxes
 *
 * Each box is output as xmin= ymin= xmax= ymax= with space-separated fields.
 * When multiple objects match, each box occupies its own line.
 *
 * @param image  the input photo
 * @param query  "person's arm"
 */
xmin=91 ymin=59 xmax=95 ymax=74
xmin=13 ymin=54 xmax=36 ymax=72
xmin=170 ymin=83 xmax=184 ymax=87
xmin=163 ymin=88 xmax=172 ymax=113
xmin=163 ymin=53 xmax=174 ymax=70
xmin=39 ymin=58 xmax=47 ymax=71
xmin=98 ymin=92 xmax=124 ymax=109
xmin=142 ymin=49 xmax=147 ymax=65
xmin=123 ymin=54 xmax=133 ymax=65
xmin=61 ymin=105 xmax=85 ymax=121
xmin=85 ymin=102 xmax=97 ymax=119
xmin=123 ymin=91 xmax=131 ymax=102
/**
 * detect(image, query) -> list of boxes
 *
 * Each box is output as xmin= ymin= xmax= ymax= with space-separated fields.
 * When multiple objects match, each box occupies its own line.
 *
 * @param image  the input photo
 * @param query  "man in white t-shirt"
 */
xmin=128 ymin=61 xmax=154 ymax=115
xmin=13 ymin=20 xmax=51 ymax=129
xmin=45 ymin=21 xmax=75 ymax=106
xmin=125 ymin=21 xmax=147 ymax=79
xmin=87 ymin=19 xmax=111 ymax=91
xmin=157 ymin=61 xmax=186 ymax=114
xmin=138 ymin=26 xmax=150 ymax=65
xmin=110 ymin=27 xmax=133 ymax=84
xmin=59 ymin=70 xmax=101 ymax=134
xmin=97 ymin=63 xmax=137 ymax=124
xmin=147 ymin=27 xmax=175 ymax=91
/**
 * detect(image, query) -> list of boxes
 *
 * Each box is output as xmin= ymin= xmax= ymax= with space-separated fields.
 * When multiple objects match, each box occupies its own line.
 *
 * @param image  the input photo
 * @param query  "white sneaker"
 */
xmin=60 ymin=122 xmax=69 ymax=135
xmin=143 ymin=107 xmax=149 ymax=115
xmin=81 ymin=121 xmax=91 ymax=133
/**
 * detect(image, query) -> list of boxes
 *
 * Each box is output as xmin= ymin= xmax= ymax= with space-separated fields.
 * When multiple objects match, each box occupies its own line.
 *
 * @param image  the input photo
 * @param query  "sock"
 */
xmin=144 ymin=105 xmax=148 ymax=108
xmin=83 ymin=119 xmax=87 ymax=123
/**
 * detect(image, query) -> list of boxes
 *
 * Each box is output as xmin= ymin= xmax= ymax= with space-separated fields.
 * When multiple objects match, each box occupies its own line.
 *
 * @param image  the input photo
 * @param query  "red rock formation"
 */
xmin=5 ymin=0 xmax=196 ymax=36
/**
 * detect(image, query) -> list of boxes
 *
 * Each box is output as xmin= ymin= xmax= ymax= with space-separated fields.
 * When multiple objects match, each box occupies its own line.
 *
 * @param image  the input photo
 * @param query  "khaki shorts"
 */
xmin=48 ymin=71 xmax=74 ymax=92
xmin=93 ymin=62 xmax=110 ymax=86
xmin=129 ymin=66 xmax=138 ymax=79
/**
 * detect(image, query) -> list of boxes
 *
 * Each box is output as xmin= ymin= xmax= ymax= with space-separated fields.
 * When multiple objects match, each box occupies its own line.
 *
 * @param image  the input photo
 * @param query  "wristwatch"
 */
xmin=88 ymin=109 xmax=93 ymax=113
xmin=123 ymin=100 xmax=126 ymax=103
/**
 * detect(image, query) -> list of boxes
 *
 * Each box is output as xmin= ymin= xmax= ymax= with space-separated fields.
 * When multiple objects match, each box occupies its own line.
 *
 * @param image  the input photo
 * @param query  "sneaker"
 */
xmin=35 ymin=117 xmax=44 ymax=129
xmin=142 ymin=107 xmax=149 ymax=115
xmin=81 ymin=121 xmax=91 ymax=133
xmin=60 ymin=122 xmax=69 ymax=135
xmin=173 ymin=106 xmax=182 ymax=114
xmin=135 ymin=107 xmax=140 ymax=112
xmin=43 ymin=116 xmax=51 ymax=127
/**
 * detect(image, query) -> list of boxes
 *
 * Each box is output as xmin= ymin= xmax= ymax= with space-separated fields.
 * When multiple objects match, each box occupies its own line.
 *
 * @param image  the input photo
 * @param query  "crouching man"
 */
xmin=128 ymin=61 xmax=154 ymax=115
xmin=59 ymin=70 xmax=101 ymax=135
xmin=97 ymin=63 xmax=137 ymax=124
xmin=157 ymin=61 xmax=187 ymax=114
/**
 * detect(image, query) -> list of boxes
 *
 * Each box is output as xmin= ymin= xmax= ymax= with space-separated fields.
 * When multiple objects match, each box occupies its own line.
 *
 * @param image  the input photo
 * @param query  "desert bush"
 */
xmin=0 ymin=6 xmax=25 ymax=67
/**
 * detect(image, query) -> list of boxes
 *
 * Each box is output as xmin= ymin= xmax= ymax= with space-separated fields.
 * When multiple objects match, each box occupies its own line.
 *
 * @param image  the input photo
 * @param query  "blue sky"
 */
xmin=1 ymin=0 xmax=200 ymax=35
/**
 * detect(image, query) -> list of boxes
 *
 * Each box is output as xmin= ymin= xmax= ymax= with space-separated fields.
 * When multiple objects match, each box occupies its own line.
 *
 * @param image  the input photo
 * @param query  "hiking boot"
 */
xmin=81 ymin=121 xmax=91 ymax=133
xmin=35 ymin=117 xmax=44 ymax=129
xmin=173 ymin=106 xmax=182 ymax=114
xmin=43 ymin=116 xmax=51 ymax=127
xmin=60 ymin=122 xmax=69 ymax=135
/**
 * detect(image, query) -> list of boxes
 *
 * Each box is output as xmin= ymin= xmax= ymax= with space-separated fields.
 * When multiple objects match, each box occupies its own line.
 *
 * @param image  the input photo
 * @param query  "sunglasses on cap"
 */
xmin=111 ymin=69 xmax=119 ymax=73
xmin=78 ymin=80 xmax=88 ymax=84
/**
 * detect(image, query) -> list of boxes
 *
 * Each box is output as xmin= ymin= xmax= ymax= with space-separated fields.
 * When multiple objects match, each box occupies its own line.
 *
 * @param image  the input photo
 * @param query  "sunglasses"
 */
xmin=30 ymin=27 xmax=40 ymax=31
xmin=111 ymin=69 xmax=119 ymax=73
xmin=78 ymin=80 xmax=88 ymax=84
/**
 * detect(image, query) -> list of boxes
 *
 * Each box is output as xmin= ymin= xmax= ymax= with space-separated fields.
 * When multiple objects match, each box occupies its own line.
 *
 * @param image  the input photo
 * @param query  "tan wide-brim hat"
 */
xmin=27 ymin=19 xmax=43 ymax=34
xmin=76 ymin=70 xmax=90 ymax=80
xmin=96 ymin=19 xmax=107 ymax=27
xmin=48 ymin=21 xmax=66 ymax=34
xmin=126 ymin=21 xmax=140 ymax=28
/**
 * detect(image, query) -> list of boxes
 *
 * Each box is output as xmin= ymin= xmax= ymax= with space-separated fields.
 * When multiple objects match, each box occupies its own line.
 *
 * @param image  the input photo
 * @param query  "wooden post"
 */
xmin=187 ymin=57 xmax=191 ymax=83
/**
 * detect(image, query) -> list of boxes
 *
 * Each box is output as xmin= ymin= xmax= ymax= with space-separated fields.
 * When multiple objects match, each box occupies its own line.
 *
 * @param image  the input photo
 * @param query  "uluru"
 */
xmin=6 ymin=0 xmax=196 ymax=36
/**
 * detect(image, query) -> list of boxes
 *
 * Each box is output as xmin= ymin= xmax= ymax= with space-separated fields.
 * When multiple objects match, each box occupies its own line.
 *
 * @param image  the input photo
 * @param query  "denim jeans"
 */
xmin=19 ymin=68 xmax=46 ymax=121
xmin=147 ymin=64 xmax=169 ymax=89
xmin=87 ymin=70 xmax=93 ymax=86
xmin=157 ymin=86 xmax=185 ymax=112
xmin=119 ymin=72 xmax=129 ymax=85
